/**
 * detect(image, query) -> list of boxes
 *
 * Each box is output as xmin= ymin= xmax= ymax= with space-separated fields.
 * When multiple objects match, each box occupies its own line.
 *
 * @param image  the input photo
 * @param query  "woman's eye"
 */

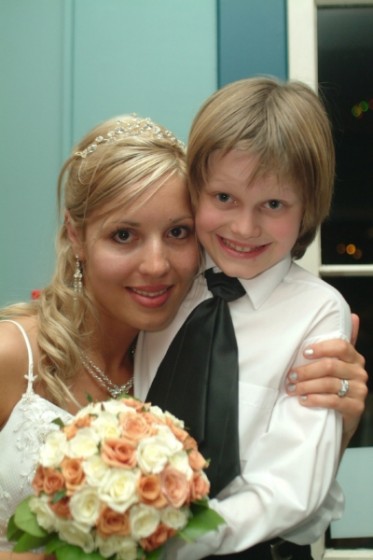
xmin=216 ymin=192 xmax=232 ymax=203
xmin=113 ymin=229 xmax=132 ymax=243
xmin=168 ymin=226 xmax=191 ymax=239
xmin=266 ymin=199 xmax=283 ymax=210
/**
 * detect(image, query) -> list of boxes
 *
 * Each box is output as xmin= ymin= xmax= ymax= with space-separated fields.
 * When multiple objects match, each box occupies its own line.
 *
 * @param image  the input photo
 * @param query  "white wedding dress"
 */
xmin=0 ymin=320 xmax=72 ymax=550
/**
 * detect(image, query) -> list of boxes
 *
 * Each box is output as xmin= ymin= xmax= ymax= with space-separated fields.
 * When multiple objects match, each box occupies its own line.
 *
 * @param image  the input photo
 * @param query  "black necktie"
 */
xmin=146 ymin=268 xmax=245 ymax=497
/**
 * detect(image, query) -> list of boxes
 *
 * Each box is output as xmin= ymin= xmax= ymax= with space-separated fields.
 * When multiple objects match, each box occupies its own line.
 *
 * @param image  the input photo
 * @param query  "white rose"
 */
xmin=103 ymin=399 xmax=135 ymax=416
xmin=148 ymin=405 xmax=166 ymax=421
xmin=156 ymin=425 xmax=183 ymax=454
xmin=75 ymin=402 xmax=102 ymax=418
xmin=91 ymin=411 xmax=121 ymax=439
xmin=168 ymin=450 xmax=193 ymax=479
xmin=83 ymin=455 xmax=110 ymax=486
xmin=39 ymin=430 xmax=67 ymax=467
xmin=161 ymin=506 xmax=190 ymax=530
xmin=55 ymin=518 xmax=95 ymax=553
xmin=67 ymin=427 xmax=100 ymax=458
xmin=98 ymin=468 xmax=139 ymax=513
xmin=163 ymin=410 xmax=185 ymax=429
xmin=137 ymin=431 xmax=182 ymax=475
xmin=129 ymin=503 xmax=160 ymax=539
xmin=29 ymin=495 xmax=57 ymax=532
xmin=69 ymin=486 xmax=101 ymax=526
xmin=96 ymin=534 xmax=137 ymax=559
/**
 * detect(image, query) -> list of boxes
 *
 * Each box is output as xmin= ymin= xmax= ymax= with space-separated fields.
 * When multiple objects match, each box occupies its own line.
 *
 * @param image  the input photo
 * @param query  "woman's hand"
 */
xmin=286 ymin=314 xmax=368 ymax=451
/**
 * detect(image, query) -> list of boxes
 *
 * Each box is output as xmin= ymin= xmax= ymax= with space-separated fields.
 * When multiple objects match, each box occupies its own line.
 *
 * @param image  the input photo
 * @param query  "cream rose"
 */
xmin=98 ymin=468 xmax=139 ymax=513
xmin=137 ymin=430 xmax=182 ymax=474
xmin=96 ymin=534 xmax=137 ymax=560
xmin=161 ymin=506 xmax=189 ymax=530
xmin=69 ymin=486 xmax=101 ymax=526
xmin=55 ymin=518 xmax=96 ymax=553
xmin=66 ymin=427 xmax=100 ymax=458
xmin=39 ymin=430 xmax=68 ymax=468
xmin=129 ymin=503 xmax=161 ymax=540
xmin=91 ymin=411 xmax=121 ymax=439
xmin=29 ymin=495 xmax=57 ymax=532
xmin=168 ymin=450 xmax=193 ymax=479
xmin=83 ymin=455 xmax=110 ymax=486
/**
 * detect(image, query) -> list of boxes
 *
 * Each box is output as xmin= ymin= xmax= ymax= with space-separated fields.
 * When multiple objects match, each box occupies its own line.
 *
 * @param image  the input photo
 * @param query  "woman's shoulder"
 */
xmin=0 ymin=316 xmax=39 ymax=428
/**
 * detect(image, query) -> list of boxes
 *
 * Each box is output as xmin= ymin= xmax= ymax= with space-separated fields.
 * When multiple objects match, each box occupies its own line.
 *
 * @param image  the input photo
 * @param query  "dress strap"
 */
xmin=0 ymin=319 xmax=35 ymax=391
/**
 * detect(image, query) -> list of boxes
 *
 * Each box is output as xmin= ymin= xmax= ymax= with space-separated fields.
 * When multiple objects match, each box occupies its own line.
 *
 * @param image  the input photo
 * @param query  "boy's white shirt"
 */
xmin=134 ymin=255 xmax=350 ymax=559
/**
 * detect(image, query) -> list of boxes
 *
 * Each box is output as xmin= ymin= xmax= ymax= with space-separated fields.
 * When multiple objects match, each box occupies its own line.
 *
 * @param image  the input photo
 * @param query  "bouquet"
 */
xmin=7 ymin=396 xmax=224 ymax=560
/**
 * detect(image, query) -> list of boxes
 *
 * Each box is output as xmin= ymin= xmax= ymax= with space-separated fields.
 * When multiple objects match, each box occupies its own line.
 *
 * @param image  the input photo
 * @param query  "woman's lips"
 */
xmin=128 ymin=285 xmax=172 ymax=307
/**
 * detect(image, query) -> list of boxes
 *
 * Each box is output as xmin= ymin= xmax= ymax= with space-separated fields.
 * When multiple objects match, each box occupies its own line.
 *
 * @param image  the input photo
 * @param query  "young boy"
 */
xmin=135 ymin=77 xmax=351 ymax=559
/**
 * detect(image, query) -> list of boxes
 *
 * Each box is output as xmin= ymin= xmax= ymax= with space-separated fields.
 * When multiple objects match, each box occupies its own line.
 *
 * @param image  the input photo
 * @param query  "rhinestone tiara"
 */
xmin=74 ymin=115 xmax=184 ymax=159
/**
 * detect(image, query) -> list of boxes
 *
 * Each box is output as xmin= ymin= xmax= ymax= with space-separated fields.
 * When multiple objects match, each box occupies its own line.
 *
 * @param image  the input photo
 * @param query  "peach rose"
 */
xmin=188 ymin=448 xmax=208 ymax=471
xmin=137 ymin=475 xmax=167 ymax=509
xmin=61 ymin=457 xmax=85 ymax=493
xmin=64 ymin=415 xmax=92 ymax=440
xmin=32 ymin=465 xmax=45 ymax=495
xmin=96 ymin=506 xmax=130 ymax=537
xmin=140 ymin=523 xmax=176 ymax=552
xmin=101 ymin=438 xmax=137 ymax=468
xmin=183 ymin=434 xmax=198 ymax=451
xmin=119 ymin=412 xmax=153 ymax=444
xmin=119 ymin=397 xmax=146 ymax=412
xmin=165 ymin=419 xmax=189 ymax=444
xmin=160 ymin=467 xmax=190 ymax=508
xmin=42 ymin=467 xmax=65 ymax=495
xmin=49 ymin=496 xmax=71 ymax=519
xmin=189 ymin=471 xmax=210 ymax=502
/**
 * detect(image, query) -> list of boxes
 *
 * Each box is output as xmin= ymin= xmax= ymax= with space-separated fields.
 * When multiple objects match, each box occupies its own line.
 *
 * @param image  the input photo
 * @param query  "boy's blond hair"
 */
xmin=187 ymin=77 xmax=335 ymax=259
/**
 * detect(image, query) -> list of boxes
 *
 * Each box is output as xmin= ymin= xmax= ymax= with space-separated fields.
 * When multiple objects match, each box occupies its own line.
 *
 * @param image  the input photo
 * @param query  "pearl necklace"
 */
xmin=80 ymin=346 xmax=135 ymax=398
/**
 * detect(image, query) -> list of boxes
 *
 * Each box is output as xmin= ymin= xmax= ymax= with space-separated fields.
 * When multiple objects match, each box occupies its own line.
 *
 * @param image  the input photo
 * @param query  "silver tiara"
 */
xmin=74 ymin=116 xmax=184 ymax=159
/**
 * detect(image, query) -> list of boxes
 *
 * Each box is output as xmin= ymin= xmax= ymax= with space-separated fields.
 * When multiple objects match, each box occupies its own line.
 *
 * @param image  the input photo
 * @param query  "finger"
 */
xmin=304 ymin=339 xmax=365 ymax=365
xmin=297 ymin=393 xmax=365 ymax=419
xmin=286 ymin=377 xmax=367 ymax=401
xmin=351 ymin=313 xmax=360 ymax=346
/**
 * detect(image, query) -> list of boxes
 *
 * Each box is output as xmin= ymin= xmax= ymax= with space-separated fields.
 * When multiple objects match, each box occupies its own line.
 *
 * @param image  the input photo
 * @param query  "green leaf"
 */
xmin=52 ymin=417 xmax=66 ymax=428
xmin=51 ymin=489 xmax=67 ymax=503
xmin=44 ymin=534 xmax=67 ymax=553
xmin=56 ymin=544 xmax=104 ymax=560
xmin=6 ymin=514 xmax=23 ymax=541
xmin=145 ymin=547 xmax=163 ymax=560
xmin=178 ymin=504 xmax=225 ymax=543
xmin=13 ymin=498 xmax=48 ymax=538
xmin=13 ymin=532 xmax=48 ymax=553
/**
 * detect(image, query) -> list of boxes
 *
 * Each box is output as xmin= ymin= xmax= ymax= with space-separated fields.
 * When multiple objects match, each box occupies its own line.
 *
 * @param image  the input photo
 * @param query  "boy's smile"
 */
xmin=195 ymin=149 xmax=304 ymax=279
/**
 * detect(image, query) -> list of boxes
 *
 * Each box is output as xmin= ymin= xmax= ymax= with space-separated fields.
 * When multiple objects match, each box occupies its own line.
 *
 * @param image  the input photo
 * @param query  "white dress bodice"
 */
xmin=0 ymin=320 xmax=72 ymax=550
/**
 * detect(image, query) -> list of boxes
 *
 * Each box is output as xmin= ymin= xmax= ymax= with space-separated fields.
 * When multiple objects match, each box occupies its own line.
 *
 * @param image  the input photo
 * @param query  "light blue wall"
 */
xmin=0 ymin=0 xmax=217 ymax=306
xmin=218 ymin=0 xmax=287 ymax=86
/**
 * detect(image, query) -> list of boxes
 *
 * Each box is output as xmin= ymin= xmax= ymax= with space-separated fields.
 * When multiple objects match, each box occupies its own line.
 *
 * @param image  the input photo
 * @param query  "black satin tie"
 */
xmin=146 ymin=268 xmax=245 ymax=497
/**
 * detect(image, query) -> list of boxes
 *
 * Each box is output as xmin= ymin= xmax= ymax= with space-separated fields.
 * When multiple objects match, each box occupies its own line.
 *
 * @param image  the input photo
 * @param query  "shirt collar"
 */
xmin=204 ymin=254 xmax=292 ymax=310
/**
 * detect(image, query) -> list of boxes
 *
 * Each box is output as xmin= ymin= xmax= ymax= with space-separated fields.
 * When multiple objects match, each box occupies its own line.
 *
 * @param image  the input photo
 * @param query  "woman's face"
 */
xmin=77 ymin=175 xmax=199 ymax=333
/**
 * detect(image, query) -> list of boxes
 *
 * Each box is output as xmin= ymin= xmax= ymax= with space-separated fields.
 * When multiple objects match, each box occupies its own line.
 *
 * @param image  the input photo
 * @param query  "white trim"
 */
xmin=320 ymin=265 xmax=373 ymax=277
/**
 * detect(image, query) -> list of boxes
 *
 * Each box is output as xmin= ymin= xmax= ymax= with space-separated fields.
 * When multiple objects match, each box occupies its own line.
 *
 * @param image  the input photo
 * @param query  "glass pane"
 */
xmin=318 ymin=5 xmax=373 ymax=266
xmin=318 ymin=5 xmax=373 ymax=446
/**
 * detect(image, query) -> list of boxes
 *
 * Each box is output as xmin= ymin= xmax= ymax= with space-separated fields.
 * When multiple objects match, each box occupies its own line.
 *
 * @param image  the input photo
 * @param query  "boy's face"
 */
xmin=195 ymin=149 xmax=303 ymax=279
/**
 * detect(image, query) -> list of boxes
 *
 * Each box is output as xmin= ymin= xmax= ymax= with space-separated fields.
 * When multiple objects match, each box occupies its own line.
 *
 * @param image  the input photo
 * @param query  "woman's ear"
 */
xmin=65 ymin=211 xmax=84 ymax=259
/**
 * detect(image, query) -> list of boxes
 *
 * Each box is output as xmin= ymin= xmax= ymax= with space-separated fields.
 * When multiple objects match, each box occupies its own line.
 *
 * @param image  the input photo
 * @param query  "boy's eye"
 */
xmin=216 ymin=192 xmax=232 ymax=203
xmin=113 ymin=229 xmax=132 ymax=243
xmin=266 ymin=199 xmax=283 ymax=210
xmin=168 ymin=226 xmax=190 ymax=239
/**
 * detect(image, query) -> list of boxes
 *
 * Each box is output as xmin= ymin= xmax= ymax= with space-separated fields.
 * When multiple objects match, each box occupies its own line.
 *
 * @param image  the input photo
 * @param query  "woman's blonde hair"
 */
xmin=2 ymin=115 xmax=186 ymax=406
xmin=187 ymin=76 xmax=335 ymax=259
